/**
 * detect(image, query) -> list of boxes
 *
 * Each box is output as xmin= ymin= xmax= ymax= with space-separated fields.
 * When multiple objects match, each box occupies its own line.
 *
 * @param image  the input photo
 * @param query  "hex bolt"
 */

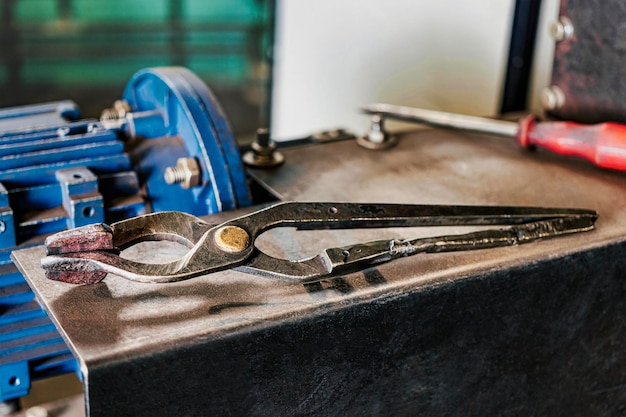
xmin=100 ymin=100 xmax=131 ymax=121
xmin=164 ymin=157 xmax=201 ymax=189
xmin=356 ymin=114 xmax=398 ymax=150
xmin=242 ymin=128 xmax=285 ymax=168
xmin=550 ymin=16 xmax=574 ymax=41
xmin=214 ymin=226 xmax=250 ymax=253
xmin=540 ymin=85 xmax=566 ymax=111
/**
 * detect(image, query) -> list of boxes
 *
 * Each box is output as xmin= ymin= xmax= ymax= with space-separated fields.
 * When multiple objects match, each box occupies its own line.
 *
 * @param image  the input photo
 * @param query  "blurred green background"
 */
xmin=0 ymin=0 xmax=273 ymax=137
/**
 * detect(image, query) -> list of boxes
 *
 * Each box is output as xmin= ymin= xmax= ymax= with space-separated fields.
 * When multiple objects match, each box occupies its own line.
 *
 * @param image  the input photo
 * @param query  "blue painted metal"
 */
xmin=0 ymin=67 xmax=251 ymax=403
xmin=122 ymin=67 xmax=252 ymax=214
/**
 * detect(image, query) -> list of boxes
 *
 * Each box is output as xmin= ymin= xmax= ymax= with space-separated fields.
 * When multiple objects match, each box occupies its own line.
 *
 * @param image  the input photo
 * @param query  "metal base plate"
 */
xmin=12 ymin=128 xmax=626 ymax=416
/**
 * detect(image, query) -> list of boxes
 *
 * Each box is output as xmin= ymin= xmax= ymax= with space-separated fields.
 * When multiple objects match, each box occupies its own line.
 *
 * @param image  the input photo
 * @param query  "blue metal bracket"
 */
xmin=56 ymin=168 xmax=104 ymax=229
xmin=0 ymin=185 xmax=15 ymax=250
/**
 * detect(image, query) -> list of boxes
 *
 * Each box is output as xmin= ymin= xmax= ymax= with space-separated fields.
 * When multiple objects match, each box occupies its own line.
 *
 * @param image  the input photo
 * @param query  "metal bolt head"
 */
xmin=164 ymin=157 xmax=201 ymax=189
xmin=214 ymin=226 xmax=250 ymax=253
xmin=101 ymin=100 xmax=131 ymax=120
xmin=357 ymin=114 xmax=397 ymax=150
xmin=550 ymin=16 xmax=574 ymax=41
xmin=540 ymin=85 xmax=566 ymax=111
xmin=243 ymin=128 xmax=285 ymax=168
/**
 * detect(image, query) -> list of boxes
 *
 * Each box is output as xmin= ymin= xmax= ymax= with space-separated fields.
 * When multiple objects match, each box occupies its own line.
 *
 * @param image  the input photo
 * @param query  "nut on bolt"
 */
xmin=101 ymin=100 xmax=131 ymax=121
xmin=164 ymin=157 xmax=201 ymax=189
xmin=550 ymin=16 xmax=574 ymax=41
xmin=243 ymin=128 xmax=285 ymax=168
xmin=357 ymin=114 xmax=397 ymax=150
xmin=540 ymin=85 xmax=566 ymax=111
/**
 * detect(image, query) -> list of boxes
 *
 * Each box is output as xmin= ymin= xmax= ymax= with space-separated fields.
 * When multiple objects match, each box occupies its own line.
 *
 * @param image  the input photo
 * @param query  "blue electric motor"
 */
xmin=0 ymin=67 xmax=252 ymax=406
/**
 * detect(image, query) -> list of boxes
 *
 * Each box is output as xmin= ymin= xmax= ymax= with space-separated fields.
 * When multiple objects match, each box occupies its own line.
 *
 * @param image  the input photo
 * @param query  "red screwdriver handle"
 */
xmin=517 ymin=115 xmax=626 ymax=171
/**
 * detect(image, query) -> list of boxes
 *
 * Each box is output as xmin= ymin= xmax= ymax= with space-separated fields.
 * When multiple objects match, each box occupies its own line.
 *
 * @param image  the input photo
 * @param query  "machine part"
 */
xmin=122 ymin=67 xmax=252 ymax=213
xmin=99 ymin=100 xmax=131 ymax=125
xmin=163 ymin=158 xmax=201 ymax=189
xmin=540 ymin=85 xmax=566 ymax=111
xmin=0 ymin=101 xmax=139 ymax=406
xmin=0 ymin=67 xmax=252 ymax=405
xmin=357 ymin=114 xmax=397 ymax=150
xmin=242 ymin=129 xmax=285 ymax=168
xmin=547 ymin=1 xmax=626 ymax=124
xmin=549 ymin=16 xmax=574 ymax=41
xmin=363 ymin=103 xmax=626 ymax=171
xmin=40 ymin=202 xmax=596 ymax=284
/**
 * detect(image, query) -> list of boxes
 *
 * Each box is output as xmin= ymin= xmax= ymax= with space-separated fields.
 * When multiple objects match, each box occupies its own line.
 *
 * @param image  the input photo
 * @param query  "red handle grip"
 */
xmin=517 ymin=115 xmax=626 ymax=171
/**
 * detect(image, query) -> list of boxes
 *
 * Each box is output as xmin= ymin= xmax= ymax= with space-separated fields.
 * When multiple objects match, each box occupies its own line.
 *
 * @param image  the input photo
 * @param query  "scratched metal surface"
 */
xmin=548 ymin=0 xmax=626 ymax=123
xmin=12 ymin=128 xmax=626 ymax=416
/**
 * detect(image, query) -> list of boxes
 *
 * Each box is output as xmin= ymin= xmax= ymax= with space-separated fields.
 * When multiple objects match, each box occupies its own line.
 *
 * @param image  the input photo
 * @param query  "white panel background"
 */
xmin=271 ymin=0 xmax=517 ymax=140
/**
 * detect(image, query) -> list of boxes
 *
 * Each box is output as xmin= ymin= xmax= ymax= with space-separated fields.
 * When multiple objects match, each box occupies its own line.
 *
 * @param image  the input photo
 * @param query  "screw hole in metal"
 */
xmin=8 ymin=376 xmax=19 ymax=386
xmin=83 ymin=207 xmax=96 ymax=218
xmin=328 ymin=207 xmax=338 ymax=214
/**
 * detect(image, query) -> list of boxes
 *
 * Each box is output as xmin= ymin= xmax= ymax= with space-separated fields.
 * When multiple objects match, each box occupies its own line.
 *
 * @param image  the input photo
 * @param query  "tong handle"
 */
xmin=229 ymin=202 xmax=597 ymax=237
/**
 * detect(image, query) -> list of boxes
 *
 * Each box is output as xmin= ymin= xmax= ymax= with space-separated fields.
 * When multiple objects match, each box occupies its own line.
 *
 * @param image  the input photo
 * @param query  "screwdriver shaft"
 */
xmin=362 ymin=103 xmax=519 ymax=138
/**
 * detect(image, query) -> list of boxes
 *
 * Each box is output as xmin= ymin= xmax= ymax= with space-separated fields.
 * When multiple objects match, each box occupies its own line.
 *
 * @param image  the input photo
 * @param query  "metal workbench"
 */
xmin=12 ymin=128 xmax=626 ymax=416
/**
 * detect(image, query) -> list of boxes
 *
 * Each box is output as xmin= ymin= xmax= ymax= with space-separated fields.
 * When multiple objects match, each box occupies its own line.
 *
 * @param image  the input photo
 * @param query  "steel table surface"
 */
xmin=12 ymin=128 xmax=626 ymax=416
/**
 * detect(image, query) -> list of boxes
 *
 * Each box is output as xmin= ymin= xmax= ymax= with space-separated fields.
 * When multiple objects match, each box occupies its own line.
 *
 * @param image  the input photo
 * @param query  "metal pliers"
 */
xmin=41 ymin=202 xmax=598 ymax=285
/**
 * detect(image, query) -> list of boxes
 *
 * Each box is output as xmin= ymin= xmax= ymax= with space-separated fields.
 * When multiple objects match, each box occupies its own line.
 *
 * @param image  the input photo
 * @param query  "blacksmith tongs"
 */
xmin=41 ymin=202 xmax=598 ymax=285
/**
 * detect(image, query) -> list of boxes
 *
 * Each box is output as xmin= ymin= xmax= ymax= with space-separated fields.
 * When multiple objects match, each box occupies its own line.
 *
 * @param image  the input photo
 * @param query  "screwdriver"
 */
xmin=362 ymin=103 xmax=626 ymax=171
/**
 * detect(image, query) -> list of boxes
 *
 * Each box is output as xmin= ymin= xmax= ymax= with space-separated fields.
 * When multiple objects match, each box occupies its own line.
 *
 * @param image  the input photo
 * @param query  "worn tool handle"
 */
xmin=517 ymin=116 xmax=626 ymax=171
xmin=231 ymin=202 xmax=597 ymax=241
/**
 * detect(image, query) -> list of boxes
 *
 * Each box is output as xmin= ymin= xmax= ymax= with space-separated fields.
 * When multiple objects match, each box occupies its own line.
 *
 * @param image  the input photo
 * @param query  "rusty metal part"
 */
xmin=40 ymin=202 xmax=597 ymax=284
xmin=548 ymin=1 xmax=626 ymax=124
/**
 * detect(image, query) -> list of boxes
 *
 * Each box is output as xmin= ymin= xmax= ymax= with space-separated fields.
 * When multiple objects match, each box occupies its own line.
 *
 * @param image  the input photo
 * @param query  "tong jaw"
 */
xmin=42 ymin=211 xmax=254 ymax=284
